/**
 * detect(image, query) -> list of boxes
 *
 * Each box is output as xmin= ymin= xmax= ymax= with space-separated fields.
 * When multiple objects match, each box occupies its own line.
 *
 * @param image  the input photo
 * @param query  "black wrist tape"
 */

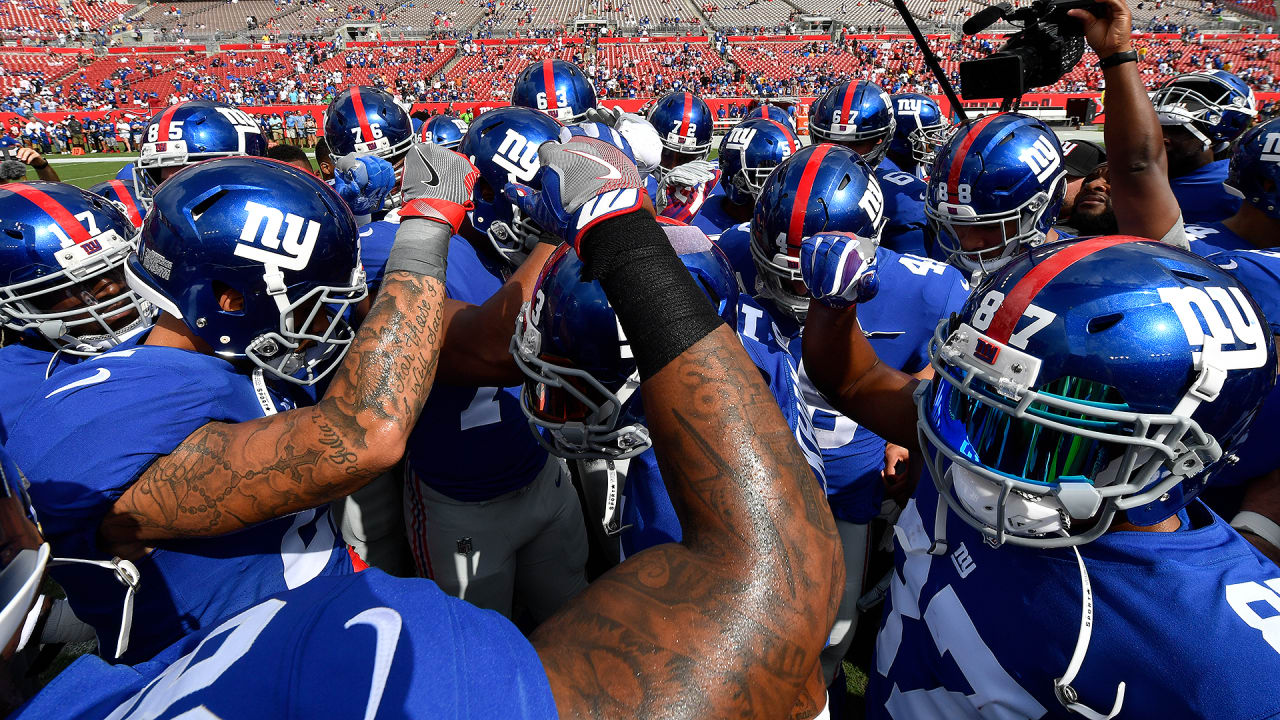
xmin=580 ymin=211 xmax=725 ymax=380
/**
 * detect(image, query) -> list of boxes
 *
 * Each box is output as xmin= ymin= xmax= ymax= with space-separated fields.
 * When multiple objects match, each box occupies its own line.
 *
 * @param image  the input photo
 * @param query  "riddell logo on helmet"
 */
xmin=235 ymin=200 xmax=320 ymax=271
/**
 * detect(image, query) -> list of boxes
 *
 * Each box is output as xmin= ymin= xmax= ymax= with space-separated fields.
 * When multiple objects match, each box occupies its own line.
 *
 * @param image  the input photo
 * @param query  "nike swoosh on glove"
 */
xmin=585 ymin=106 xmax=662 ymax=174
xmin=399 ymin=141 xmax=479 ymax=232
xmin=800 ymin=231 xmax=881 ymax=309
xmin=503 ymin=136 xmax=646 ymax=254
xmin=334 ymin=154 xmax=397 ymax=216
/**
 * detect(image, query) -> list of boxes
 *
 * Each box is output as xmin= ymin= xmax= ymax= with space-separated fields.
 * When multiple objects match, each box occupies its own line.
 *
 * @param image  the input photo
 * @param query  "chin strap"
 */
xmin=1054 ymin=544 xmax=1125 ymax=720
xmin=48 ymin=556 xmax=140 ymax=660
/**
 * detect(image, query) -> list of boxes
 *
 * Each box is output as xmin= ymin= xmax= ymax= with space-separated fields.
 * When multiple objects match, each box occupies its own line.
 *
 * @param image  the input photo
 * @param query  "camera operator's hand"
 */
xmin=1070 ymin=0 xmax=1133 ymax=57
xmin=13 ymin=146 xmax=59 ymax=182
xmin=503 ymin=135 xmax=646 ymax=254
xmin=800 ymin=231 xmax=880 ymax=309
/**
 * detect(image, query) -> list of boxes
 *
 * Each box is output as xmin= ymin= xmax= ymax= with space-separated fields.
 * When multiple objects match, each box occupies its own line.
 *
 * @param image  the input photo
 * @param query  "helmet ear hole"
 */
xmin=1087 ymin=313 xmax=1124 ymax=334
xmin=213 ymin=281 xmax=245 ymax=314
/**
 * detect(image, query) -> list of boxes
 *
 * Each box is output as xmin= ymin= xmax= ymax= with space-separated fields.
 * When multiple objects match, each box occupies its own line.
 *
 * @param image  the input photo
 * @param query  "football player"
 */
xmin=803 ymin=232 xmax=1280 ymax=719
xmin=133 ymin=100 xmax=268 ymax=209
xmin=511 ymin=59 xmax=597 ymax=124
xmin=13 ymin=135 xmax=841 ymax=720
xmin=645 ymin=91 xmax=720 ymax=223
xmin=811 ymin=81 xmax=932 ymax=258
xmin=689 ymin=117 xmax=797 ymax=237
xmin=886 ymin=93 xmax=951 ymax=179
xmin=323 ymin=87 xmax=414 ymax=221
xmin=1153 ymin=69 xmax=1256 ymax=224
xmin=395 ymin=106 xmax=590 ymax=621
xmin=0 ymin=183 xmax=153 ymax=443
xmin=719 ymin=144 xmax=970 ymax=691
xmin=5 ymin=159 xmax=376 ymax=663
xmin=1185 ymin=117 xmax=1280 ymax=257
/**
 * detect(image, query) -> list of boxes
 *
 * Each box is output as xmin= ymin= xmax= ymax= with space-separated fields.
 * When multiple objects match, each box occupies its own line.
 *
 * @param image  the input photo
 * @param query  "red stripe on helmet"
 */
xmin=107 ymin=180 xmax=142 ymax=227
xmin=349 ymin=87 xmax=374 ymax=146
xmin=767 ymin=119 xmax=797 ymax=152
xmin=947 ymin=113 xmax=1002 ymax=203
xmin=542 ymin=60 xmax=558 ymax=110
xmin=6 ymin=184 xmax=91 ymax=244
xmin=155 ymin=101 xmax=184 ymax=145
xmin=679 ymin=92 xmax=692 ymax=138
xmin=788 ymin=144 xmax=831 ymax=248
xmin=839 ymin=83 xmax=856 ymax=133
xmin=985 ymin=235 xmax=1146 ymax=344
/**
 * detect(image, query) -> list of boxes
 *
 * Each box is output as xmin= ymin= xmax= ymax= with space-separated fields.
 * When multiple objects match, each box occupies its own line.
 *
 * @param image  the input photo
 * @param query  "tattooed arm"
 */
xmin=533 ymin=324 xmax=841 ymax=718
xmin=97 ymin=143 xmax=476 ymax=552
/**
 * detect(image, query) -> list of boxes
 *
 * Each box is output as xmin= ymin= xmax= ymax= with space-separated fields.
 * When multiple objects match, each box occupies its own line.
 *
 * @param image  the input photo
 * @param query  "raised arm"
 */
xmin=1073 ymin=0 xmax=1185 ymax=245
xmin=98 ymin=143 xmax=479 ymax=552
xmin=436 ymin=240 xmax=558 ymax=387
xmin=503 ymin=138 xmax=841 ymax=718
xmin=800 ymin=232 xmax=923 ymax=450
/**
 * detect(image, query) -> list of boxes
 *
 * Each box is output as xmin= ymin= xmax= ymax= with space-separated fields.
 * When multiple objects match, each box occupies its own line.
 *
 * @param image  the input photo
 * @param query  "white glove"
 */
xmin=586 ymin=106 xmax=662 ymax=175
xmin=660 ymin=159 xmax=718 ymax=189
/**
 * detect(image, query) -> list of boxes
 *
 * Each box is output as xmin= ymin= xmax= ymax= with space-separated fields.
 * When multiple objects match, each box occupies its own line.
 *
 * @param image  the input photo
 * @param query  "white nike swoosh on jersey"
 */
xmin=1217 ymin=259 xmax=1239 ymax=270
xmin=563 ymin=148 xmax=622 ymax=180
xmin=344 ymin=607 xmax=403 ymax=720
xmin=359 ymin=227 xmax=374 ymax=237
xmin=45 ymin=367 xmax=110 ymax=399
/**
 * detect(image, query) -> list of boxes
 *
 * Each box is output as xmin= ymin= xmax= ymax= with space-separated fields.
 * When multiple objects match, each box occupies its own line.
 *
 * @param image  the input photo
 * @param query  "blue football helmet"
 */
xmin=0 ymin=181 xmax=153 ymax=354
xmin=1152 ymin=70 xmax=1257 ymax=151
xmin=512 ymin=223 xmax=738 ymax=459
xmin=719 ymin=118 xmax=799 ymax=206
xmin=125 ymin=158 xmax=367 ymax=386
xmin=809 ymin=80 xmax=896 ymax=166
xmin=920 ymin=237 xmax=1276 ymax=548
xmin=926 ymin=112 xmax=1065 ymax=278
xmin=512 ymin=59 xmax=597 ymax=124
xmin=87 ymin=178 xmax=145 ymax=229
xmin=751 ymin=144 xmax=886 ymax=320
xmin=1225 ymin=116 xmax=1280 ymax=220
xmin=747 ymin=102 xmax=796 ymax=133
xmin=323 ymin=86 xmax=415 ymax=163
xmin=647 ymin=91 xmax=715 ymax=174
xmin=418 ymin=115 xmax=469 ymax=149
xmin=134 ymin=100 xmax=267 ymax=207
xmin=889 ymin=93 xmax=951 ymax=169
xmin=458 ymin=106 xmax=564 ymax=268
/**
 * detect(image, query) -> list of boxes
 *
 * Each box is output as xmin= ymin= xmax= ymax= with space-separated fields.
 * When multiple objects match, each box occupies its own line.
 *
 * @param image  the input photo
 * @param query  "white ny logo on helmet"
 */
xmin=493 ymin=129 xmax=540 ymax=182
xmin=235 ymin=200 xmax=319 ymax=271
xmin=1261 ymin=132 xmax=1280 ymax=163
xmin=1159 ymin=285 xmax=1268 ymax=371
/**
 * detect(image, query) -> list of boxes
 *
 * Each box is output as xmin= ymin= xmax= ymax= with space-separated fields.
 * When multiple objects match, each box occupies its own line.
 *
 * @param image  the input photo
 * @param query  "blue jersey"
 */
xmin=5 ymin=344 xmax=354 ymax=663
xmin=868 ymin=478 xmax=1280 ymax=719
xmin=1171 ymin=158 xmax=1241 ymax=225
xmin=0 ymin=343 xmax=64 ymax=444
xmin=395 ymin=234 xmax=545 ymax=501
xmin=1203 ymin=247 xmax=1280 ymax=489
xmin=620 ymin=295 xmax=825 ymax=556
xmin=798 ymin=250 xmax=969 ymax=524
xmin=1186 ymin=220 xmax=1251 ymax=257
xmin=16 ymin=571 xmax=558 ymax=720
xmin=875 ymin=166 xmax=930 ymax=259
xmin=357 ymin=220 xmax=398 ymax=292
xmin=691 ymin=194 xmax=752 ymax=237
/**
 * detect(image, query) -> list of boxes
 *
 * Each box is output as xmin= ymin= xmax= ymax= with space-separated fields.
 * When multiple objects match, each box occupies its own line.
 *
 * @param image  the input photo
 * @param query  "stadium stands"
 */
xmin=596 ymin=39 xmax=734 ymax=96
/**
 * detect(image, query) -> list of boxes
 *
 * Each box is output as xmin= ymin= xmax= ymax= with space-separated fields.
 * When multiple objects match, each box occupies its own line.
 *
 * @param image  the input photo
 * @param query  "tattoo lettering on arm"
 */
xmin=98 ymin=272 xmax=447 ymax=550
xmin=533 ymin=326 xmax=842 ymax=720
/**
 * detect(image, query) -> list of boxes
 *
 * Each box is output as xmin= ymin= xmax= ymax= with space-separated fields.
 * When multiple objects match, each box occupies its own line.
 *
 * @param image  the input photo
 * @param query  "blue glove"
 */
xmin=333 ymin=154 xmax=396 ymax=216
xmin=502 ymin=135 xmax=645 ymax=253
xmin=800 ymin=231 xmax=880 ymax=309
